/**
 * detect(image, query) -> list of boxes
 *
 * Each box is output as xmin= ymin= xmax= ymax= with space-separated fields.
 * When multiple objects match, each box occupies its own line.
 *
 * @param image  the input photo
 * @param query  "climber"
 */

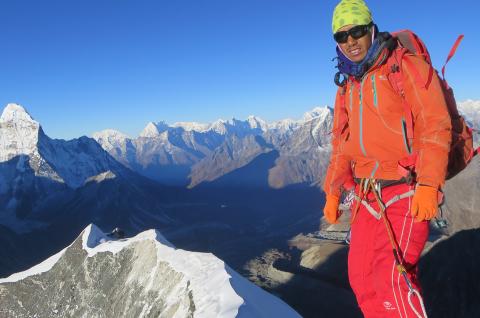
xmin=323 ymin=1 xmax=453 ymax=317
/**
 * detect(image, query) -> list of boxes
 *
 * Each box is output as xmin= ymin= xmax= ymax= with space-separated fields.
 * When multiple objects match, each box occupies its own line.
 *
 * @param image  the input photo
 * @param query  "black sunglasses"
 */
xmin=333 ymin=22 xmax=374 ymax=44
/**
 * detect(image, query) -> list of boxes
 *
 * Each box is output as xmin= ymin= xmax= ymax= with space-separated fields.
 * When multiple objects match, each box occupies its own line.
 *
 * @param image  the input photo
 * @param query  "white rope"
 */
xmin=408 ymin=288 xmax=428 ymax=318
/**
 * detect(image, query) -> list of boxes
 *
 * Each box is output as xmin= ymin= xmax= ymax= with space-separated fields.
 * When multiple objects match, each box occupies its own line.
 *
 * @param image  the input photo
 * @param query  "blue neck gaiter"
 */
xmin=335 ymin=38 xmax=382 ymax=79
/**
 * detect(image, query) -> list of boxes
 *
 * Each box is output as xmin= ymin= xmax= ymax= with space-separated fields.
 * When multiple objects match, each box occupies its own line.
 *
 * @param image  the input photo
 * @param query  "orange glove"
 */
xmin=323 ymin=194 xmax=340 ymax=224
xmin=410 ymin=185 xmax=438 ymax=222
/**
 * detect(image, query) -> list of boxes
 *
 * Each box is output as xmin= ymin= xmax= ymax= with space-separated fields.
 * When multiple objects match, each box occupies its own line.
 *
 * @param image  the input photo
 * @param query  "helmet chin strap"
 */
xmin=336 ymin=43 xmax=352 ymax=61
xmin=371 ymin=24 xmax=376 ymax=43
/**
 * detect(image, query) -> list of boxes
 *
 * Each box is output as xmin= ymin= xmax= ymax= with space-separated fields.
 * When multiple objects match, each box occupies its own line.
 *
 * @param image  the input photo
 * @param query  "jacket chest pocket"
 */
xmin=346 ymin=77 xmax=377 ymax=113
xmin=370 ymin=73 xmax=405 ymax=116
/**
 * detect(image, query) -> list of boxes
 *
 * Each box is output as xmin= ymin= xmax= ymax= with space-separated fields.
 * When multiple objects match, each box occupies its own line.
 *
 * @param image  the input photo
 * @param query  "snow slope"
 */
xmin=0 ymin=224 xmax=301 ymax=318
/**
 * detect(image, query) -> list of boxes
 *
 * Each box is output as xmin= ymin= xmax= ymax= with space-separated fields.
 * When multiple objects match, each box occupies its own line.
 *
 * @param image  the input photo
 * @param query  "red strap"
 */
xmin=388 ymin=50 xmax=415 ymax=144
xmin=474 ymin=146 xmax=480 ymax=157
xmin=441 ymin=35 xmax=464 ymax=82
xmin=337 ymin=87 xmax=349 ymax=135
xmin=403 ymin=55 xmax=433 ymax=89
xmin=397 ymin=153 xmax=418 ymax=179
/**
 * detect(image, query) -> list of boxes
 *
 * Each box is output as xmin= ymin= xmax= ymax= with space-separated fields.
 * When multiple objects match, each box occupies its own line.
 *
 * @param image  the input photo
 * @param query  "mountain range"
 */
xmin=93 ymin=106 xmax=333 ymax=188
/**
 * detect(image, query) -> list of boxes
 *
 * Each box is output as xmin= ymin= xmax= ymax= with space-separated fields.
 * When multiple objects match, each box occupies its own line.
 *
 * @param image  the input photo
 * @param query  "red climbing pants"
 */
xmin=348 ymin=183 xmax=429 ymax=318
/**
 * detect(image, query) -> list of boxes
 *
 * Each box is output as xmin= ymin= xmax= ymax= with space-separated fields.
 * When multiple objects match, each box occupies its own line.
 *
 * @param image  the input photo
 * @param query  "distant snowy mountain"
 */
xmin=93 ymin=106 xmax=334 ymax=188
xmin=458 ymin=99 xmax=480 ymax=128
xmin=0 ymin=104 xmax=42 ymax=163
xmin=0 ymin=103 xmax=179 ymax=277
xmin=0 ymin=224 xmax=301 ymax=318
xmin=265 ymin=107 xmax=333 ymax=188
xmin=0 ymin=104 xmax=154 ymax=233
xmin=189 ymin=107 xmax=333 ymax=188
xmin=459 ymin=100 xmax=480 ymax=145
xmin=94 ymin=117 xmax=269 ymax=185
xmin=0 ymin=104 xmax=130 ymax=189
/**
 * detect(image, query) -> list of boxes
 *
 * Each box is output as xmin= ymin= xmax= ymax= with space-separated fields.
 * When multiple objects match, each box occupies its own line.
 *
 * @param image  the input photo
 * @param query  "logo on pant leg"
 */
xmin=383 ymin=301 xmax=396 ymax=310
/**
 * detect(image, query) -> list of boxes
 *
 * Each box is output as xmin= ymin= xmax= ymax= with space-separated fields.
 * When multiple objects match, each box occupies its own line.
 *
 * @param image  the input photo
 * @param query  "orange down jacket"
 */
xmin=323 ymin=49 xmax=452 ymax=198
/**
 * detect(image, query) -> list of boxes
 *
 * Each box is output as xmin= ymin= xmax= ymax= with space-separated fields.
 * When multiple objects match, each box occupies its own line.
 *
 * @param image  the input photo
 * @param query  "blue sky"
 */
xmin=0 ymin=0 xmax=478 ymax=139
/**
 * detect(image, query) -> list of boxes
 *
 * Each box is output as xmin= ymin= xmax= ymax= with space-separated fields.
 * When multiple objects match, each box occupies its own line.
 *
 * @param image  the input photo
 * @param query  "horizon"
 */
xmin=1 ymin=0 xmax=478 ymax=139
xmin=0 ymin=102 xmax=332 ymax=139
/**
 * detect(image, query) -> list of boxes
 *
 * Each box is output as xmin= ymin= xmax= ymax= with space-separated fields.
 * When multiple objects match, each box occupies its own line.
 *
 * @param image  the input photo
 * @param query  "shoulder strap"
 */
xmin=441 ymin=35 xmax=464 ymax=89
xmin=387 ymin=49 xmax=414 ymax=149
xmin=330 ymin=85 xmax=349 ymax=138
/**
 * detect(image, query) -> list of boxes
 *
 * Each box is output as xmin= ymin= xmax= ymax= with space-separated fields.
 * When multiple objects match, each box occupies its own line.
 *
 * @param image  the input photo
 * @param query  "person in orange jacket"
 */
xmin=323 ymin=1 xmax=451 ymax=317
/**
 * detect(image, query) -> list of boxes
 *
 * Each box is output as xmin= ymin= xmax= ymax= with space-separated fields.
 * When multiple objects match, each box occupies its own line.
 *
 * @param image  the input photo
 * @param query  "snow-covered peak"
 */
xmin=459 ymin=99 xmax=480 ymax=112
xmin=139 ymin=121 xmax=169 ymax=138
xmin=458 ymin=99 xmax=480 ymax=128
xmin=0 ymin=103 xmax=37 ymax=124
xmin=268 ymin=118 xmax=298 ymax=132
xmin=210 ymin=119 xmax=228 ymax=134
xmin=267 ymin=107 xmax=332 ymax=133
xmin=247 ymin=115 xmax=268 ymax=131
xmin=136 ymin=107 xmax=332 ymax=139
xmin=302 ymin=106 xmax=331 ymax=123
xmin=92 ymin=129 xmax=130 ymax=151
xmin=93 ymin=129 xmax=129 ymax=141
xmin=172 ymin=121 xmax=210 ymax=132
xmin=140 ymin=122 xmax=158 ymax=137
xmin=0 ymin=103 xmax=42 ymax=162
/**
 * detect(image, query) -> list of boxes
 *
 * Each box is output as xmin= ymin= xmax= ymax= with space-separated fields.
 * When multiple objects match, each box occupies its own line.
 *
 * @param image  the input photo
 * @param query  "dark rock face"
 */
xmin=419 ymin=229 xmax=480 ymax=318
xmin=188 ymin=135 xmax=274 ymax=188
xmin=245 ymin=241 xmax=362 ymax=318
xmin=442 ymin=156 xmax=480 ymax=235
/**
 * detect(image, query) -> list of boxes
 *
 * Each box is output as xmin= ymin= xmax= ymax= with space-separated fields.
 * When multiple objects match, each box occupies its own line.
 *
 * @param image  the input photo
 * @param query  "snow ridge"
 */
xmin=1 ymin=224 xmax=302 ymax=318
xmin=79 ymin=224 xmax=302 ymax=318
xmin=128 ymin=106 xmax=331 ymax=138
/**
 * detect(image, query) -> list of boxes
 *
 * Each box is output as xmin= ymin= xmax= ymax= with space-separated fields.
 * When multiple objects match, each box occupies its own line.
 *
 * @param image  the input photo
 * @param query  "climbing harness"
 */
xmin=350 ymin=178 xmax=369 ymax=224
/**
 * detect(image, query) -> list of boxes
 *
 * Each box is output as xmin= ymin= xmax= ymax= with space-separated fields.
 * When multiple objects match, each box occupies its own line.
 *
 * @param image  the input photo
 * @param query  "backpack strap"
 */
xmin=387 ymin=49 xmax=415 ymax=151
xmin=391 ymin=30 xmax=435 ymax=90
xmin=441 ymin=35 xmax=464 ymax=89
xmin=337 ymin=85 xmax=349 ymax=135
